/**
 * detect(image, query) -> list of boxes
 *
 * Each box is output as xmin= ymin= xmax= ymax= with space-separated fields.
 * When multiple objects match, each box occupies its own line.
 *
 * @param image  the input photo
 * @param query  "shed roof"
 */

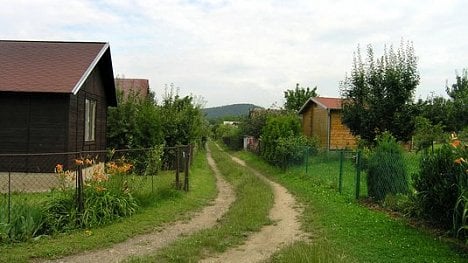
xmin=0 ymin=40 xmax=117 ymax=105
xmin=115 ymin=78 xmax=149 ymax=98
xmin=298 ymin=97 xmax=343 ymax=113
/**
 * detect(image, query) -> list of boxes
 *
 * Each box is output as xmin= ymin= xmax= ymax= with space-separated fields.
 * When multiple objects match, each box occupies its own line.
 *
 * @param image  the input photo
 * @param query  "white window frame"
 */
xmin=85 ymin=98 xmax=96 ymax=142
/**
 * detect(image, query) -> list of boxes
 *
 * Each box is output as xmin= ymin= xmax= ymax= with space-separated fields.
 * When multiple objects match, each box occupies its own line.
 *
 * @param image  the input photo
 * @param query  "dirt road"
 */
xmin=45 ymin=148 xmax=235 ymax=263
xmin=200 ymin=155 xmax=306 ymax=263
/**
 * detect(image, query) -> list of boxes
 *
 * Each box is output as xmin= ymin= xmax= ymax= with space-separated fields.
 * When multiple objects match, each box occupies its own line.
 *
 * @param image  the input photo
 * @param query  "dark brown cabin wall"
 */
xmin=0 ymin=92 xmax=69 ymax=172
xmin=68 ymin=63 xmax=108 ymax=153
xmin=0 ymin=92 xmax=30 ymax=153
xmin=28 ymin=94 xmax=68 ymax=153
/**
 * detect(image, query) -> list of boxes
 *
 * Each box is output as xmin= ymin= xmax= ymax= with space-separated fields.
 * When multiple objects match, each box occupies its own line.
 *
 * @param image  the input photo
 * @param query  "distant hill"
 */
xmin=203 ymin=103 xmax=262 ymax=120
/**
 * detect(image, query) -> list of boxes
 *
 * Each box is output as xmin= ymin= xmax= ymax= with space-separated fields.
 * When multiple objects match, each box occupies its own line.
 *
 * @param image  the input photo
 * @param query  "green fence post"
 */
xmin=339 ymin=150 xmax=343 ymax=194
xmin=305 ymin=147 xmax=309 ymax=174
xmin=355 ymin=150 xmax=361 ymax=199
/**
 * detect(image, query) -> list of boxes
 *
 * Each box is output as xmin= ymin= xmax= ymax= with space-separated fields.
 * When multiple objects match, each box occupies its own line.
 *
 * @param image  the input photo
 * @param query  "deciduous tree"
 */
xmin=340 ymin=42 xmax=419 ymax=144
xmin=284 ymin=83 xmax=318 ymax=112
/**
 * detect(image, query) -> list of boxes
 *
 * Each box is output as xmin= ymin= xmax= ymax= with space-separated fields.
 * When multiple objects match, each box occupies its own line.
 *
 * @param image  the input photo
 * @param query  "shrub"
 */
xmin=413 ymin=144 xmax=461 ymax=228
xmin=367 ymin=133 xmax=409 ymax=201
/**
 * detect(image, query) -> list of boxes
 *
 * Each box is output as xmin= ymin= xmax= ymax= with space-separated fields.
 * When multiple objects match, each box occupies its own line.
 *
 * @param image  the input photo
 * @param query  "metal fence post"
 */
xmin=76 ymin=163 xmax=84 ymax=215
xmin=8 ymin=170 xmax=11 ymax=224
xmin=355 ymin=150 xmax=361 ymax=199
xmin=339 ymin=150 xmax=344 ymax=194
xmin=184 ymin=145 xmax=190 ymax=192
xmin=175 ymin=146 xmax=180 ymax=190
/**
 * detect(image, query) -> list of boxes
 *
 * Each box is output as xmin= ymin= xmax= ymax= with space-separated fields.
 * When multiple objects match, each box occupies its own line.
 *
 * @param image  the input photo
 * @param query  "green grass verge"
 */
xmin=0 ymin=150 xmax=216 ymax=263
xmin=235 ymin=151 xmax=467 ymax=263
xmin=127 ymin=142 xmax=274 ymax=262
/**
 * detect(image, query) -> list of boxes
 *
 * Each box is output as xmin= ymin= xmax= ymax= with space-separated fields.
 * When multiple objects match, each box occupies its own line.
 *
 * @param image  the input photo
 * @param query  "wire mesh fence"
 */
xmin=288 ymin=148 xmax=422 ymax=200
xmin=0 ymin=145 xmax=193 ymax=241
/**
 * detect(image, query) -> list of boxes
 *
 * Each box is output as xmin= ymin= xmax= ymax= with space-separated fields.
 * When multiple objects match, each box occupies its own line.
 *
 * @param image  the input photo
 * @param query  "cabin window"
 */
xmin=85 ymin=98 xmax=96 ymax=142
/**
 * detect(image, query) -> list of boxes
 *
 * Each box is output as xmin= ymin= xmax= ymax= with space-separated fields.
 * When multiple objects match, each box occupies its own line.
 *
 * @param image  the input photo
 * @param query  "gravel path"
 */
xmin=45 ymin=148 xmax=235 ymax=263
xmin=200 ymin=155 xmax=306 ymax=263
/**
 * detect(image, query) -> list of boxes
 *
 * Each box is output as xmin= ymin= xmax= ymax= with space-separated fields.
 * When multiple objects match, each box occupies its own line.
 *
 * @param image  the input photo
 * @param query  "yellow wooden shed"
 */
xmin=299 ymin=97 xmax=356 ymax=150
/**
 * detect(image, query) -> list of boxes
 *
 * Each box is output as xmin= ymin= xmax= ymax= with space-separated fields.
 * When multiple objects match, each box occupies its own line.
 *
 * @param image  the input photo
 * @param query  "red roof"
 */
xmin=0 ymin=40 xmax=109 ymax=94
xmin=312 ymin=97 xmax=343 ymax=110
xmin=298 ymin=97 xmax=343 ymax=113
xmin=115 ymin=78 xmax=149 ymax=98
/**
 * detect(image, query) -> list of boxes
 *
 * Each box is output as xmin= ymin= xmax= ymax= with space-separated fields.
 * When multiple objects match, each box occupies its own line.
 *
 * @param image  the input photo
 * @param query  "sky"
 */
xmin=1 ymin=0 xmax=468 ymax=108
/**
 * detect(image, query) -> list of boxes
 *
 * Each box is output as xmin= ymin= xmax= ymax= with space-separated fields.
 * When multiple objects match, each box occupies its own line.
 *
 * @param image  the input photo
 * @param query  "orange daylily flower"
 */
xmin=451 ymin=140 xmax=461 ymax=148
xmin=55 ymin=164 xmax=63 ymax=173
xmin=75 ymin=159 xmax=84 ymax=165
xmin=454 ymin=158 xmax=466 ymax=165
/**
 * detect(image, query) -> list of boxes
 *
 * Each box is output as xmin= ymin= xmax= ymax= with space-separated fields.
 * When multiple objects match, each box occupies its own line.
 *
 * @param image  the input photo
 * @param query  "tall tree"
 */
xmin=341 ymin=42 xmax=420 ymax=144
xmin=284 ymin=83 xmax=318 ymax=112
xmin=446 ymin=69 xmax=468 ymax=131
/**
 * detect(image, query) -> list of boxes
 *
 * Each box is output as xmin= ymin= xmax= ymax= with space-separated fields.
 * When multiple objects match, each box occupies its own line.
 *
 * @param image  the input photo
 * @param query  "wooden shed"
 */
xmin=0 ymin=40 xmax=117 ymax=171
xmin=299 ymin=97 xmax=356 ymax=150
xmin=115 ymin=78 xmax=150 ymax=100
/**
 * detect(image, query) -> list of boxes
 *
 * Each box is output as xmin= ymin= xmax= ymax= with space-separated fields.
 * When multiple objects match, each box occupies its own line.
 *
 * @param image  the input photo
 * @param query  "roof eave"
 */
xmin=71 ymin=43 xmax=110 ymax=95
xmin=298 ymin=97 xmax=313 ymax=114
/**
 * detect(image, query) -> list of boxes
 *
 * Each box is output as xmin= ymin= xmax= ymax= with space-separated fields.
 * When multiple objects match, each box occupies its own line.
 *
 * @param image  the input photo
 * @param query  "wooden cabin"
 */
xmin=0 ymin=40 xmax=117 ymax=172
xmin=299 ymin=97 xmax=356 ymax=150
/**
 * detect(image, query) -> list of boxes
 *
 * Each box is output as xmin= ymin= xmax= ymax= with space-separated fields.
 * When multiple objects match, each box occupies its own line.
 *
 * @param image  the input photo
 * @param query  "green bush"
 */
xmin=260 ymin=113 xmax=317 ymax=168
xmin=367 ymin=133 xmax=409 ymax=201
xmin=413 ymin=144 xmax=461 ymax=228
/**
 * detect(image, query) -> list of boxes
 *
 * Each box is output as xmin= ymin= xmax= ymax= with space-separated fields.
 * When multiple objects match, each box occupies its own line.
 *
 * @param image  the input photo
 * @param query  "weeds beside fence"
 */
xmin=0 ymin=145 xmax=193 ymax=243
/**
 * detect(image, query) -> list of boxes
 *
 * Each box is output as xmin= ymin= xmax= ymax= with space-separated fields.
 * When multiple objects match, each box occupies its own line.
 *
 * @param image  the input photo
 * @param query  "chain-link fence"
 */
xmin=290 ymin=148 xmax=422 ymax=200
xmin=0 ymin=145 xmax=193 ymax=241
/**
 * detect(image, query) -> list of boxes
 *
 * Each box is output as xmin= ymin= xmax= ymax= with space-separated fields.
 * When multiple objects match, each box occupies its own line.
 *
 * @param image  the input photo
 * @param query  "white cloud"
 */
xmin=1 ymin=0 xmax=467 ymax=107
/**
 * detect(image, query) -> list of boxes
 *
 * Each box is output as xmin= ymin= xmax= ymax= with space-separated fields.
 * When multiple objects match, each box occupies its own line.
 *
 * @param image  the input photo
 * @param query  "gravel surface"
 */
xmin=200 ymin=155 xmax=306 ymax=263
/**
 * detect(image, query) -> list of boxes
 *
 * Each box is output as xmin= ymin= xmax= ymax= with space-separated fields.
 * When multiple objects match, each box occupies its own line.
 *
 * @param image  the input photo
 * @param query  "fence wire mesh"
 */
xmin=0 ymin=145 xmax=192 ymax=242
xmin=290 ymin=148 xmax=422 ymax=201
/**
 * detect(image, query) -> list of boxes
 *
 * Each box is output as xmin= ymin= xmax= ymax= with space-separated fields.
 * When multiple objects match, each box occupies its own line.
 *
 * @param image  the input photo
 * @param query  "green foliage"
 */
xmin=240 ymin=109 xmax=278 ymax=139
xmin=284 ymin=83 xmax=318 ymax=112
xmin=220 ymin=125 xmax=244 ymax=150
xmin=44 ymin=175 xmax=139 ymax=233
xmin=446 ymin=69 xmax=468 ymax=131
xmin=413 ymin=116 xmax=445 ymax=153
xmin=107 ymin=91 xmax=163 ymax=149
xmin=367 ymin=133 xmax=409 ymax=201
xmin=413 ymin=145 xmax=461 ymax=228
xmin=144 ymin=145 xmax=164 ymax=176
xmin=382 ymin=193 xmax=414 ymax=216
xmin=0 ymin=202 xmax=45 ymax=242
xmin=160 ymin=86 xmax=206 ymax=147
xmin=260 ymin=114 xmax=316 ymax=168
xmin=454 ymin=189 xmax=468 ymax=242
xmin=108 ymin=85 xmax=207 ymax=150
xmin=341 ymin=42 xmax=419 ymax=144
xmin=80 ymin=184 xmax=138 ymax=228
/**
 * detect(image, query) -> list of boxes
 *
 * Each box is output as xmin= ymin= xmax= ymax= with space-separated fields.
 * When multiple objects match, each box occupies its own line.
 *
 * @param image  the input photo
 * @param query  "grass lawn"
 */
xmin=235 ymin=151 xmax=467 ymax=263
xmin=0 ymin=150 xmax=217 ymax=263
xmin=127 ymin=142 xmax=274 ymax=262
